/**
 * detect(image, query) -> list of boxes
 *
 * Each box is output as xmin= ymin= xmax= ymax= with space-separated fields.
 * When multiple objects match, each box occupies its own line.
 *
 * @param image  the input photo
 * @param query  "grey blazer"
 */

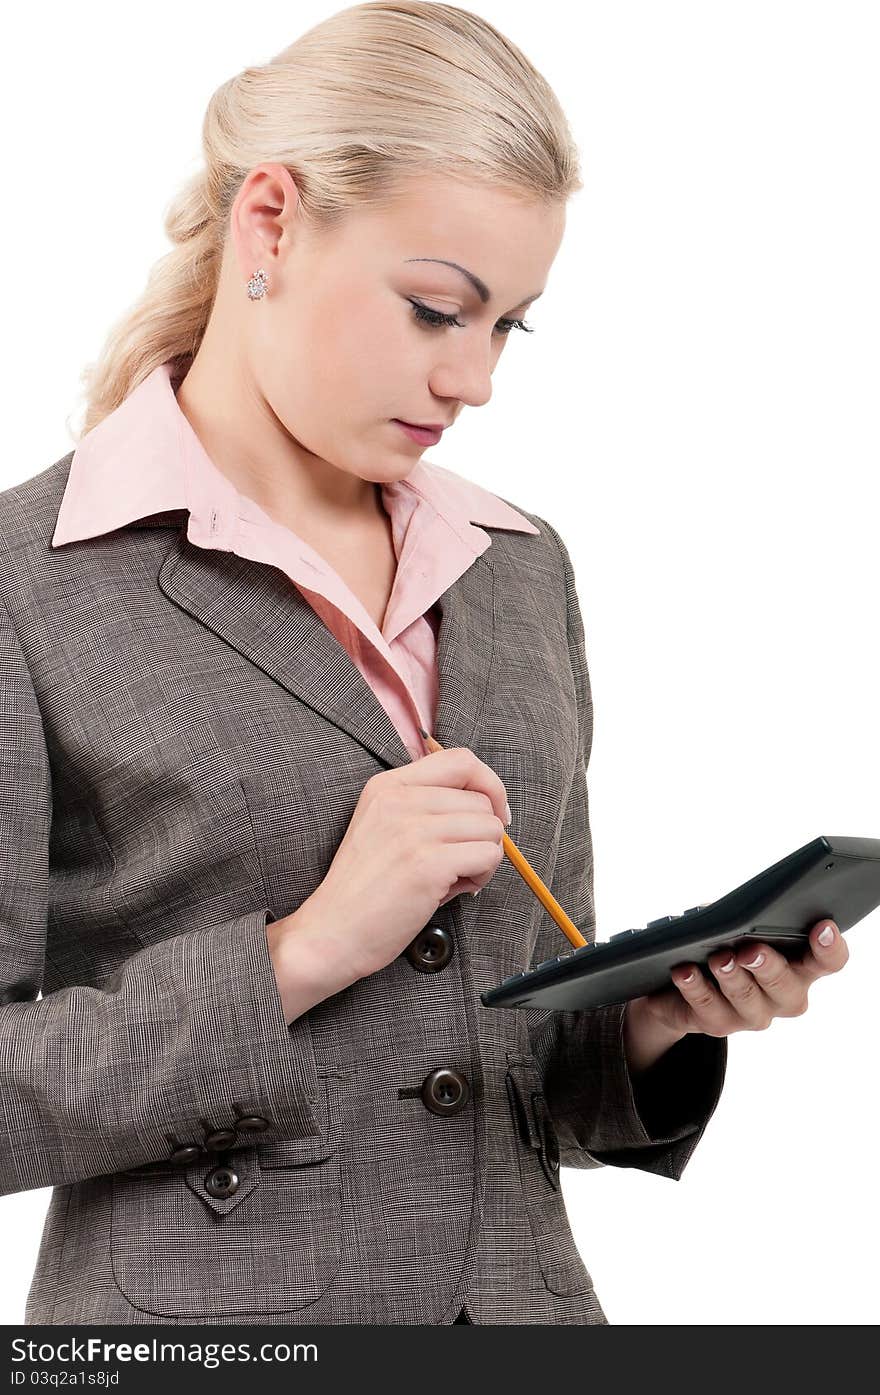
xmin=0 ymin=451 xmax=726 ymax=1326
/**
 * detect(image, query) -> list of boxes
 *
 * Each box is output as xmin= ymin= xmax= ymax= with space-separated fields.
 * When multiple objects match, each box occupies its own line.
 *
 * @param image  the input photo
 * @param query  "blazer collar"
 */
xmin=156 ymin=525 xmax=499 ymax=771
xmin=51 ymin=359 xmax=541 ymax=769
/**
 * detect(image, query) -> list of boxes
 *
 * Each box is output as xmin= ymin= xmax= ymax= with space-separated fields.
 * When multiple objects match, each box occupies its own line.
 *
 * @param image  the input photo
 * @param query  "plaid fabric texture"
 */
xmin=0 ymin=453 xmax=726 ymax=1325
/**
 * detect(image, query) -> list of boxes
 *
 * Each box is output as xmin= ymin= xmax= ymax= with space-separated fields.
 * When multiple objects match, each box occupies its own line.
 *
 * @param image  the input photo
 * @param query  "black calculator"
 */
xmin=481 ymin=835 xmax=878 ymax=1013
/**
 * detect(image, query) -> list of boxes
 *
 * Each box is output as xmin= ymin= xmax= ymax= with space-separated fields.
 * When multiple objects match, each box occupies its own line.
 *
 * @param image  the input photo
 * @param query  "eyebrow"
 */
xmin=403 ymin=258 xmax=544 ymax=310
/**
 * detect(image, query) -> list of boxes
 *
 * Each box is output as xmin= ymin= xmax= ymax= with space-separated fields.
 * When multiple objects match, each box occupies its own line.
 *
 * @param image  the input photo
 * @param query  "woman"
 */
xmin=0 ymin=2 xmax=846 ymax=1327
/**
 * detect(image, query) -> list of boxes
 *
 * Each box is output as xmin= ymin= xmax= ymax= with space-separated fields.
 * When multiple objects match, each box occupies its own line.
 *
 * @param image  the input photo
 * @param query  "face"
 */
xmin=226 ymin=165 xmax=566 ymax=488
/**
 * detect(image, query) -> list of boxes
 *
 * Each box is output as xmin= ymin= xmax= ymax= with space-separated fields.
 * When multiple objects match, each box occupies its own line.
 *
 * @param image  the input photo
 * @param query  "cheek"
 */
xmin=261 ymin=291 xmax=425 ymax=435
xmin=257 ymin=313 xmax=342 ymax=436
xmin=338 ymin=323 xmax=424 ymax=424
xmin=345 ymin=306 xmax=410 ymax=377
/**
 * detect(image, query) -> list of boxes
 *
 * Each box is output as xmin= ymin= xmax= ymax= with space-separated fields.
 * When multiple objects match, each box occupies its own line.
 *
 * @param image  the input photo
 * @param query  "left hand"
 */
xmin=634 ymin=918 xmax=850 ymax=1040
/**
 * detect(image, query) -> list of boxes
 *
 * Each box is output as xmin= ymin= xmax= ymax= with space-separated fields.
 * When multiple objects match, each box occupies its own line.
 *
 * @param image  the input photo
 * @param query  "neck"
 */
xmin=174 ymin=346 xmax=382 ymax=530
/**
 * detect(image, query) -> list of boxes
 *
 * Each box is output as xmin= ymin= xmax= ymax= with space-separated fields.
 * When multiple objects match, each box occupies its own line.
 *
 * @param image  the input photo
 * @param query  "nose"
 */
xmin=430 ymin=343 xmax=494 ymax=410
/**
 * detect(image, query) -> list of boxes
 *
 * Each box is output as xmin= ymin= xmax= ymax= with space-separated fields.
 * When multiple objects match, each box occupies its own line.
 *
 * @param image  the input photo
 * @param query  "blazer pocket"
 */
xmin=110 ymin=1075 xmax=344 ymax=1318
xmin=505 ymin=1056 xmax=595 ymax=1298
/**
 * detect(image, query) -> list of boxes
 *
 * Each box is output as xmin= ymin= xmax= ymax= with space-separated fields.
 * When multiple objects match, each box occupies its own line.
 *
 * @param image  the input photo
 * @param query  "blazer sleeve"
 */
xmin=521 ymin=517 xmax=727 ymax=1182
xmin=0 ymin=597 xmax=325 ymax=1198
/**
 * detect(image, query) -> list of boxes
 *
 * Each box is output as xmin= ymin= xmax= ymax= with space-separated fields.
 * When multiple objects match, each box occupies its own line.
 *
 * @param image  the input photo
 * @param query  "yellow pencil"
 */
xmin=418 ymin=728 xmax=587 ymax=950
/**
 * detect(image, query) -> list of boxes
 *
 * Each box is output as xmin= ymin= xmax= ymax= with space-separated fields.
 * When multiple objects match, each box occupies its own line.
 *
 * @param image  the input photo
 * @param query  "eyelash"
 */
xmin=407 ymin=299 xmax=535 ymax=336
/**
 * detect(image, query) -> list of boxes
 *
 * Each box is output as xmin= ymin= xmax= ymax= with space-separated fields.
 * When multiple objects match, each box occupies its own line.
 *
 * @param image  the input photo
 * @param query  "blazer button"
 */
xmin=204 ymin=1162 xmax=240 ymax=1198
xmin=203 ymin=1127 xmax=238 ymax=1151
xmin=404 ymin=924 xmax=454 ymax=973
xmin=169 ymin=1143 xmax=205 ymax=1165
xmin=420 ymin=1067 xmax=471 ymax=1116
xmin=234 ymin=1114 xmax=271 ymax=1134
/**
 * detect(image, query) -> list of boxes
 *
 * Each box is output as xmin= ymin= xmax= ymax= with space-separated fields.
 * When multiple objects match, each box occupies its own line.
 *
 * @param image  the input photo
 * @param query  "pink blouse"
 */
xmin=52 ymin=360 xmax=540 ymax=761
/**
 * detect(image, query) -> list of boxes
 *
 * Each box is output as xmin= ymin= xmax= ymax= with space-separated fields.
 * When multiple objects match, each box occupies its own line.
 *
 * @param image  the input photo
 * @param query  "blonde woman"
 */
xmin=0 ymin=1 xmax=847 ymax=1327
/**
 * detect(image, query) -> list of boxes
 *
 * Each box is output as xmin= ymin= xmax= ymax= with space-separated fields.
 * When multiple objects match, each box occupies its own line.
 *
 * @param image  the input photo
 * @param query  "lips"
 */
xmin=393 ymin=419 xmax=444 ymax=446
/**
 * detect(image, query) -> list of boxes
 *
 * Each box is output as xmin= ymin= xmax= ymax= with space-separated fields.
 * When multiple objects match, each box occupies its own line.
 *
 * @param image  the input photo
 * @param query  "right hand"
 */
xmin=298 ymin=747 xmax=510 ymax=983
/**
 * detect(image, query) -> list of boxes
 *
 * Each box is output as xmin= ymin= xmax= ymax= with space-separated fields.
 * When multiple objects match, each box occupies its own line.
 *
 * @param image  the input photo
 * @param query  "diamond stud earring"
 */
xmin=246 ymin=268 xmax=269 ymax=300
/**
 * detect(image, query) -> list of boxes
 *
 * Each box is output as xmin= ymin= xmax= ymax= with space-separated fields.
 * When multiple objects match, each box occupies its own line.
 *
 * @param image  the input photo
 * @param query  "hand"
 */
xmin=625 ymin=919 xmax=849 ymax=1065
xmin=288 ymin=747 xmax=510 ymax=986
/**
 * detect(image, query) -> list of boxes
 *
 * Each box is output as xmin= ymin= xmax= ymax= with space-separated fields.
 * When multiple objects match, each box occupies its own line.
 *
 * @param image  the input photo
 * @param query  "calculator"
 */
xmin=481 ymin=834 xmax=879 ymax=1013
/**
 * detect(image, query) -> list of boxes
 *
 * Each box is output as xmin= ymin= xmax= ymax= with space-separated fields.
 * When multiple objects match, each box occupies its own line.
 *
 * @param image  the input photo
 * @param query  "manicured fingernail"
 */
xmin=743 ymin=951 xmax=765 ymax=969
xmin=718 ymin=955 xmax=736 ymax=973
xmin=818 ymin=924 xmax=835 ymax=946
xmin=679 ymin=969 xmax=696 ymax=984
xmin=504 ymin=801 xmax=512 ymax=824
xmin=472 ymin=889 xmax=482 ymax=897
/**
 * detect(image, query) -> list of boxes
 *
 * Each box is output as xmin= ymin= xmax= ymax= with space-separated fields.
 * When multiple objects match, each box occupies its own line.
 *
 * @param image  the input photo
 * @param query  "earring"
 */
xmin=246 ymin=267 xmax=269 ymax=300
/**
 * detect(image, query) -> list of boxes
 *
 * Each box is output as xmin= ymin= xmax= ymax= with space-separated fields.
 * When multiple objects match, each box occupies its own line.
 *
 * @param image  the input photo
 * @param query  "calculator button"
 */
xmin=646 ymin=915 xmax=679 ymax=929
xmin=610 ymin=929 xmax=639 ymax=941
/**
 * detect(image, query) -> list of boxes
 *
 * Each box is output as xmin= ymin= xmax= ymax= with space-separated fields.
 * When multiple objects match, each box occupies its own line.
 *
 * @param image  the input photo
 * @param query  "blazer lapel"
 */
xmin=156 ymin=525 xmax=498 ymax=773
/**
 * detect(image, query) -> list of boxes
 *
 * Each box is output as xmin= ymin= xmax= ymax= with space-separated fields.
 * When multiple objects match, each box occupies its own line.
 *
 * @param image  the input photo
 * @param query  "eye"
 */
xmin=407 ymin=298 xmax=535 ymax=336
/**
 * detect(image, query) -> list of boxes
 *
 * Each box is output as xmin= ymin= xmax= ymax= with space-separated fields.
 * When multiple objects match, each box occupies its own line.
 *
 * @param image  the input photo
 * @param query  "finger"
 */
xmin=793 ymin=919 xmax=849 ymax=984
xmin=709 ymin=945 xmax=801 ymax=1025
xmin=408 ymin=747 xmax=510 ymax=827
xmin=670 ymin=964 xmax=739 ymax=1035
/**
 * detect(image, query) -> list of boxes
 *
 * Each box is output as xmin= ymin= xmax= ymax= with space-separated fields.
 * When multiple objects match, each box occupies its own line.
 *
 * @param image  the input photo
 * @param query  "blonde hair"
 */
xmin=73 ymin=1 xmax=583 ymax=440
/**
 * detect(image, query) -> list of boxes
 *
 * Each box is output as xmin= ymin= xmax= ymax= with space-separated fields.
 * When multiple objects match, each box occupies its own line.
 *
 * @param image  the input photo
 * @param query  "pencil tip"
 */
xmin=418 ymin=726 xmax=429 ymax=739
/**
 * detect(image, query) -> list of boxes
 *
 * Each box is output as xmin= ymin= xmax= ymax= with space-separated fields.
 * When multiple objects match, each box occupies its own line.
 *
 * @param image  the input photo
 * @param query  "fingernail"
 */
xmin=718 ymin=955 xmax=736 ymax=973
xmin=818 ymin=924 xmax=835 ymax=946
xmin=472 ymin=889 xmax=482 ymax=897
xmin=504 ymin=801 xmax=512 ymax=825
xmin=743 ymin=951 xmax=765 ymax=969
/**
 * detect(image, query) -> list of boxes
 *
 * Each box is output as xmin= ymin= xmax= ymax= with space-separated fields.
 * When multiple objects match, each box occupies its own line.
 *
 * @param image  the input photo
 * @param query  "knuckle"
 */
xmin=762 ymin=969 xmax=788 ymax=994
xmin=484 ymin=838 xmax=497 ymax=862
xmin=737 ymin=979 xmax=761 ymax=1006
xmin=379 ymin=785 xmax=406 ymax=814
xmin=364 ymin=772 xmax=390 ymax=805
xmin=407 ymin=840 xmax=431 ymax=874
xmin=397 ymin=785 xmax=418 ymax=814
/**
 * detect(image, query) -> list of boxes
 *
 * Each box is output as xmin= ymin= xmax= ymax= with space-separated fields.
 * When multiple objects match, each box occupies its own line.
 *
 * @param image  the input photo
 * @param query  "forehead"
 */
xmin=344 ymin=174 xmax=566 ymax=287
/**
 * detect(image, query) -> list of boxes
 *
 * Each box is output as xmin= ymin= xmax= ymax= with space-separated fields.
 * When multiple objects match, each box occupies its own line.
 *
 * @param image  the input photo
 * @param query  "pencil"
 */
xmin=417 ymin=727 xmax=588 ymax=950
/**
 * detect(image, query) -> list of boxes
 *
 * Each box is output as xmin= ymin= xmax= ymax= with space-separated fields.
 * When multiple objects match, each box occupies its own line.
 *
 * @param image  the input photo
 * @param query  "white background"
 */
xmin=1 ymin=0 xmax=877 ymax=1326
